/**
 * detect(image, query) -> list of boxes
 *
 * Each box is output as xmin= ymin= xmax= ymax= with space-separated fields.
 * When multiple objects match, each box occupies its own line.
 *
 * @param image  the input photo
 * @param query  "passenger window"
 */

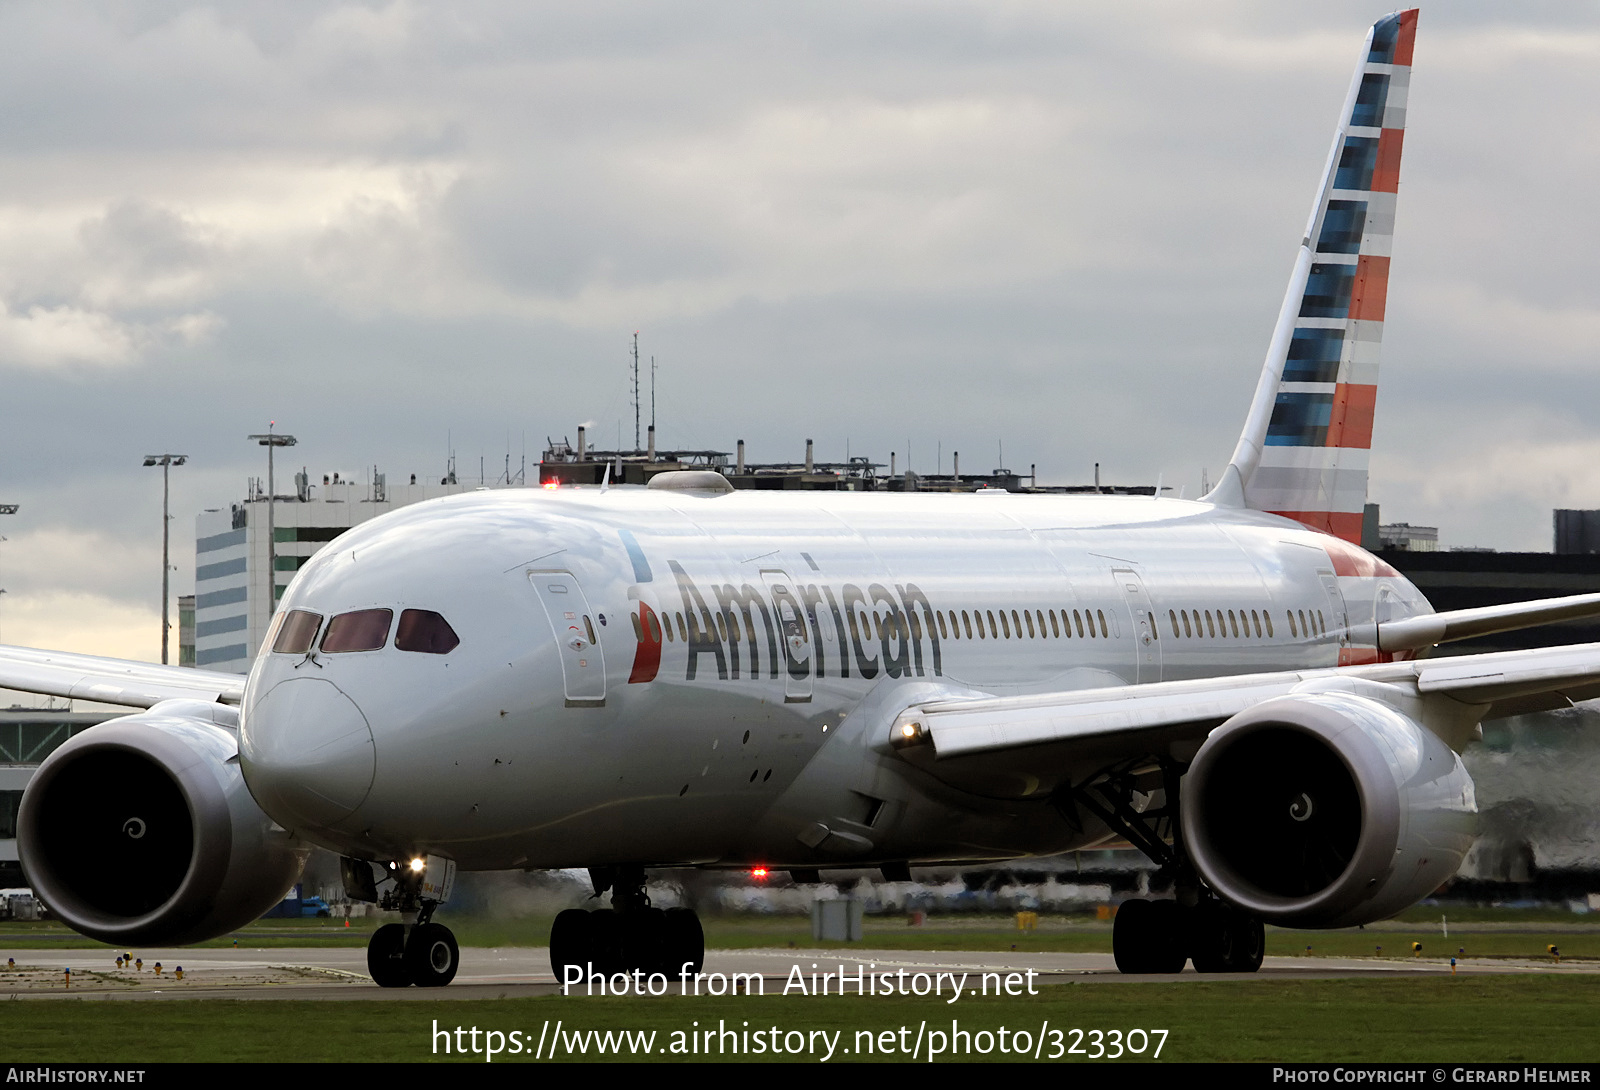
xmin=1264 ymin=611 xmax=1274 ymax=638
xmin=631 ymin=613 xmax=643 ymax=640
xmin=1096 ymin=609 xmax=1108 ymax=637
xmin=937 ymin=612 xmax=948 ymax=640
xmin=322 ymin=608 xmax=394 ymax=653
xmin=1252 ymin=610 xmax=1263 ymax=638
xmin=1205 ymin=611 xmax=1216 ymax=638
xmin=649 ymin=612 xmax=663 ymax=643
xmin=273 ymin=610 xmax=323 ymax=654
xmin=584 ymin=615 xmax=598 ymax=643
xmin=1050 ymin=611 xmax=1060 ymax=638
xmin=396 ymin=609 xmax=461 ymax=655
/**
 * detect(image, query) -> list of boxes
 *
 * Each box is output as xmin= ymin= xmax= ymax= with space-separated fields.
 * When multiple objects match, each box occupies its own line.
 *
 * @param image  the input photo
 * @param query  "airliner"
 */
xmin=8 ymin=9 xmax=1600 ymax=985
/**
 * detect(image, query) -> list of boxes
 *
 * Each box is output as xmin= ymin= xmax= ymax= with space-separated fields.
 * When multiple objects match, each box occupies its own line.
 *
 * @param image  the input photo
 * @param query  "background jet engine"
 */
xmin=17 ymin=700 xmax=307 ymax=945
xmin=1179 ymin=690 xmax=1477 ymax=928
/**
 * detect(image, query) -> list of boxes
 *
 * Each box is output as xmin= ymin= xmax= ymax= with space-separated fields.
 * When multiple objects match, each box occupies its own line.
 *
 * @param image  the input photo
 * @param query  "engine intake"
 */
xmin=18 ymin=701 xmax=307 ymax=945
xmin=1180 ymin=689 xmax=1476 ymax=928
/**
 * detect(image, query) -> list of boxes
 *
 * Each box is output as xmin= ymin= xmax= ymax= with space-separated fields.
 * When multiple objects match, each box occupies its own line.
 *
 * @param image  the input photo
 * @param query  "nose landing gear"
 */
xmin=549 ymin=866 xmax=705 ymax=984
xmin=346 ymin=856 xmax=460 ymax=988
xmin=364 ymin=907 xmax=459 ymax=988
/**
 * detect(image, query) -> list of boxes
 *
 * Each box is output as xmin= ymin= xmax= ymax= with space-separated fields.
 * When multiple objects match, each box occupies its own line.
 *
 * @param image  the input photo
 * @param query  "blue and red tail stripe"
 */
xmin=1217 ymin=9 xmax=1416 ymax=545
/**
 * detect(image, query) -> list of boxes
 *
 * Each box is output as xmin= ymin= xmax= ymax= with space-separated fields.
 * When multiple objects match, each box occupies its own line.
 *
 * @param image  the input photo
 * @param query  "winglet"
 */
xmin=1206 ymin=9 xmax=1417 ymax=547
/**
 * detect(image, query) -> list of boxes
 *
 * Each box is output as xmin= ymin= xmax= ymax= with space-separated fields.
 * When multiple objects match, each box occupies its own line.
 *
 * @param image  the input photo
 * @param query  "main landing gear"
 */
xmin=549 ymin=866 xmax=705 ymax=982
xmin=1112 ymin=897 xmax=1264 ymax=974
xmin=1062 ymin=758 xmax=1265 ymax=975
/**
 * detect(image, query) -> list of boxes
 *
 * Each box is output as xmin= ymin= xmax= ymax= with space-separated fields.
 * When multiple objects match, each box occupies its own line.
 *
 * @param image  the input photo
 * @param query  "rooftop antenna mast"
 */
xmin=631 ymin=332 xmax=641 ymax=452
xmin=651 ymin=355 xmax=657 ymax=435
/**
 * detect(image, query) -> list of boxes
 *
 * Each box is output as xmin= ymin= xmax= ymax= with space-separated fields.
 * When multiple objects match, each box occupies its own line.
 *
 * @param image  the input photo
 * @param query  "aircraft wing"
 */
xmin=1375 ymin=591 xmax=1600 ymax=651
xmin=899 ymin=641 xmax=1600 ymax=769
xmin=0 ymin=644 xmax=246 ymax=708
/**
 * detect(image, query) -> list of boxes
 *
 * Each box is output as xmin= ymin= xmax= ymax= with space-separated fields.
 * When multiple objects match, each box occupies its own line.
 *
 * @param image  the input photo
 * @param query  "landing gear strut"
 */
xmin=549 ymin=866 xmax=705 ymax=983
xmin=357 ymin=859 xmax=460 ymax=989
xmin=1062 ymin=760 xmax=1264 ymax=975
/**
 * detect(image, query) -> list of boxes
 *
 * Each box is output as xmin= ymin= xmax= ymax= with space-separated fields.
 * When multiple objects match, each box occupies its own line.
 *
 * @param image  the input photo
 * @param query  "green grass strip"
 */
xmin=5 ymin=976 xmax=1599 ymax=1063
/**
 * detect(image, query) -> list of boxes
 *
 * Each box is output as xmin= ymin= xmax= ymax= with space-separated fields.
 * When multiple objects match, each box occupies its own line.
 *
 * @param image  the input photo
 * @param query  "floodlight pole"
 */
xmin=0 ymin=506 xmax=12 ymax=646
xmin=248 ymin=426 xmax=297 ymax=619
xmin=142 ymin=456 xmax=187 ymax=664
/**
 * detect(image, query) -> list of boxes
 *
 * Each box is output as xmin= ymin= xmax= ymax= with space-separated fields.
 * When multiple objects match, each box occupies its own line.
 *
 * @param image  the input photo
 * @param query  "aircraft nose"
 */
xmin=241 ymin=677 xmax=376 ymax=829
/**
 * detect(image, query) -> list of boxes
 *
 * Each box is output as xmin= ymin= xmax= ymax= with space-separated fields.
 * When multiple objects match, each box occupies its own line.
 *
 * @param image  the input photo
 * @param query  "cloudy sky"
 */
xmin=1 ymin=1 xmax=1598 ymax=666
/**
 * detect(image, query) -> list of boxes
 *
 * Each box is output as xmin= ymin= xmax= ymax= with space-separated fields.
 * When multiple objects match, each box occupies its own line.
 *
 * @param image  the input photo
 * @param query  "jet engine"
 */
xmin=1179 ymin=689 xmax=1476 ymax=928
xmin=17 ymin=700 xmax=307 ymax=945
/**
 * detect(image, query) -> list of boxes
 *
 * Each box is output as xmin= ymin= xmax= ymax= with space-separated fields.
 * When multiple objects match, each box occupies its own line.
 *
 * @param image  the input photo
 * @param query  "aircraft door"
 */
xmin=1113 ymin=567 xmax=1162 ymax=684
xmin=1318 ymin=570 xmax=1349 ymax=648
xmin=528 ymin=570 xmax=607 ymax=707
xmin=761 ymin=569 xmax=813 ymax=703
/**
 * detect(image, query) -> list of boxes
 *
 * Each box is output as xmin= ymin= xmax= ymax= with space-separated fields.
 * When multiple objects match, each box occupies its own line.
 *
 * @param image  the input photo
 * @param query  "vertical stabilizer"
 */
xmin=1207 ymin=10 xmax=1417 ymax=544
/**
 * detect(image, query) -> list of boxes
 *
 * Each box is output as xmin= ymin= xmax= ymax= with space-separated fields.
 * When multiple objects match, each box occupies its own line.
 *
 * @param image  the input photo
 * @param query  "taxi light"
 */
xmin=891 ymin=720 xmax=928 ymax=750
xmin=410 ymin=857 xmax=426 ymax=873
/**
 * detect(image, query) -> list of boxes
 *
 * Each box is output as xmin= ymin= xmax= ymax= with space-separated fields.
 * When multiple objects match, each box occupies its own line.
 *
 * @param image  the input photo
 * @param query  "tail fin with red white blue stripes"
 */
xmin=1207 ymin=10 xmax=1417 ymax=544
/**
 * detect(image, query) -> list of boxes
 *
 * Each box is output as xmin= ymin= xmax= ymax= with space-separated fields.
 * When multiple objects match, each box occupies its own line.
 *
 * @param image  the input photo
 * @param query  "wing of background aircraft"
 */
xmin=0 ymin=643 xmax=245 ymax=708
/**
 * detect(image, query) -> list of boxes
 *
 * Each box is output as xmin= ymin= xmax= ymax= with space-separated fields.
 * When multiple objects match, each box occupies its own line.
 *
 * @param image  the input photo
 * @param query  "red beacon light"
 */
xmin=750 ymin=866 xmax=769 ymax=881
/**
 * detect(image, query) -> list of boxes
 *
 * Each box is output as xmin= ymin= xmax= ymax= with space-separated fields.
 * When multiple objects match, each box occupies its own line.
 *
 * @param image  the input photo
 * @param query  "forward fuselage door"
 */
xmin=760 ymin=569 xmax=813 ymax=703
xmin=1113 ymin=567 xmax=1162 ymax=684
xmin=528 ymin=570 xmax=607 ymax=707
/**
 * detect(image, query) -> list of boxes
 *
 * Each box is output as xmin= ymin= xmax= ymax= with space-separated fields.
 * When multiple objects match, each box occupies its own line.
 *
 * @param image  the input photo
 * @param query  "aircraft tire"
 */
xmin=1190 ymin=904 xmax=1265 ymax=973
xmin=624 ymin=907 xmax=669 ymax=976
xmin=664 ymin=907 xmax=704 ymax=977
xmin=1190 ymin=904 xmax=1230 ymax=973
xmin=550 ymin=908 xmax=593 ymax=981
xmin=1113 ymin=899 xmax=1187 ymax=974
xmin=406 ymin=922 xmax=460 ymax=987
xmin=1226 ymin=916 xmax=1265 ymax=973
xmin=1145 ymin=900 xmax=1188 ymax=973
xmin=589 ymin=908 xmax=624 ymax=976
xmin=1112 ymin=899 xmax=1151 ymax=972
xmin=367 ymin=923 xmax=412 ymax=988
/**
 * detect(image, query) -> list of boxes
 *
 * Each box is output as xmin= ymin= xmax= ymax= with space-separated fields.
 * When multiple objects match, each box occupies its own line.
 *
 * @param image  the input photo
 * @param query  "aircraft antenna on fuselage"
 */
xmin=1207 ymin=10 xmax=1417 ymax=547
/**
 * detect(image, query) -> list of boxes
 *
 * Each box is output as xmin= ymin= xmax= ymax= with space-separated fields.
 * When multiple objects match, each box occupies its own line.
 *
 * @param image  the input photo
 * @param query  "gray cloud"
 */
xmin=2 ymin=1 xmax=1598 ymax=654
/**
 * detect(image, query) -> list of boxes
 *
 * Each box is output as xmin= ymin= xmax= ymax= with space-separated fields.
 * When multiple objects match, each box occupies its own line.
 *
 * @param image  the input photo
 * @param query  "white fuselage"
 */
xmin=237 ymin=486 xmax=1431 ymax=872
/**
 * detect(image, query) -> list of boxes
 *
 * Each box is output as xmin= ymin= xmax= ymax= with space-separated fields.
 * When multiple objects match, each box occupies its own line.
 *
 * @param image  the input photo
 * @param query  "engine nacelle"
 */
xmin=17 ymin=700 xmax=307 ymax=945
xmin=1180 ymin=690 xmax=1476 ymax=928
